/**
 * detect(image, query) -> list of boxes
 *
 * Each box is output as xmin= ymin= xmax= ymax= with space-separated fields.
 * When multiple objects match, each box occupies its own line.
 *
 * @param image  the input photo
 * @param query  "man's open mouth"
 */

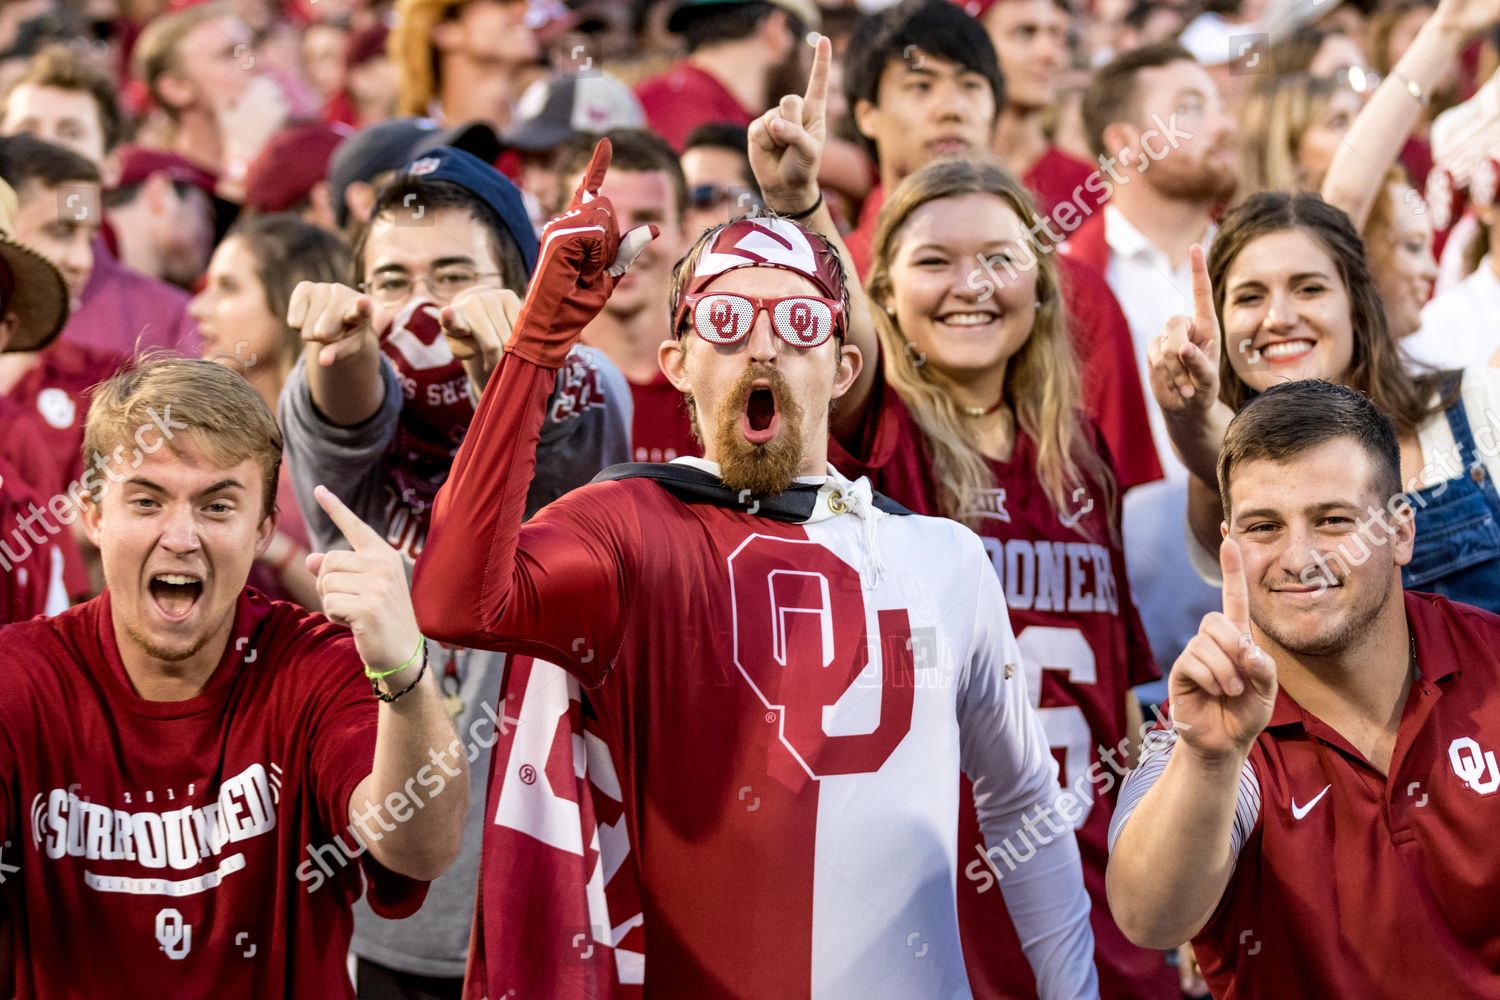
xmin=149 ymin=573 xmax=204 ymax=621
xmin=741 ymin=383 xmax=780 ymax=444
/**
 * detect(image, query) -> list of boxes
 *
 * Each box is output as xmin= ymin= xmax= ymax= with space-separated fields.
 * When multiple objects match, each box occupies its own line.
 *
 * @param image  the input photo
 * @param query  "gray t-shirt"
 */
xmin=278 ymin=345 xmax=631 ymax=979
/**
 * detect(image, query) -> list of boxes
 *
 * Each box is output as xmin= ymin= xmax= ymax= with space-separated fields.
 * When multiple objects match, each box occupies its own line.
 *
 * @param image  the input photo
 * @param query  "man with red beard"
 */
xmin=411 ymin=130 xmax=1099 ymax=997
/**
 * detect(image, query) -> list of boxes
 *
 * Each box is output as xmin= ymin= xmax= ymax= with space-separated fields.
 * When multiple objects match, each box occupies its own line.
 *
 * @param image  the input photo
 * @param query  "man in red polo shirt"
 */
xmin=1109 ymin=378 xmax=1500 ymax=997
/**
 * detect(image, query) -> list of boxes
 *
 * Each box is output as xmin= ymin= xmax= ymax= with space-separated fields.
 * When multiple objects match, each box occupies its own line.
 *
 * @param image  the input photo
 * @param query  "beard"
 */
xmin=712 ymin=363 xmax=806 ymax=497
xmin=1254 ymin=565 xmax=1393 ymax=659
xmin=125 ymin=620 xmax=212 ymax=664
xmin=1150 ymin=154 xmax=1238 ymax=205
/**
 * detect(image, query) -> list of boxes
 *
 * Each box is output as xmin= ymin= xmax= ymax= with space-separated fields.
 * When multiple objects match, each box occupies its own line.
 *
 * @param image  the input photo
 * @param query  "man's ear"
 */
xmin=1390 ymin=495 xmax=1417 ymax=568
xmin=831 ymin=341 xmax=862 ymax=399
xmin=658 ymin=337 xmax=692 ymax=392
xmin=253 ymin=508 xmax=278 ymax=560
xmin=80 ymin=491 xmax=103 ymax=548
xmin=1220 ymin=519 xmax=1229 ymax=540
xmin=345 ymin=180 xmax=376 ymax=227
xmin=853 ymin=98 xmax=882 ymax=144
xmin=1100 ymin=121 xmax=1139 ymax=166
xmin=0 ymin=310 xmax=18 ymax=353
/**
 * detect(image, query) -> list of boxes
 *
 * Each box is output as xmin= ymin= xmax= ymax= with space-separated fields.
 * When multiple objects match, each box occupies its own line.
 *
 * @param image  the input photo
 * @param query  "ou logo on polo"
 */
xmin=1448 ymin=737 xmax=1500 ymax=796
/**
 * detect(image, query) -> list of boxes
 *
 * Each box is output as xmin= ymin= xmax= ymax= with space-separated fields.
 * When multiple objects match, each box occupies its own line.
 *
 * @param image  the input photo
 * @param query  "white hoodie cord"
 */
xmin=824 ymin=470 xmax=885 ymax=590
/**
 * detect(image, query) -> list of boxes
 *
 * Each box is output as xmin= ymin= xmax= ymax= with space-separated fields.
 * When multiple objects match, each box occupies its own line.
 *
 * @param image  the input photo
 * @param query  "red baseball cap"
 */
xmin=114 ymin=146 xmax=218 ymax=195
xmin=244 ymin=121 xmax=353 ymax=213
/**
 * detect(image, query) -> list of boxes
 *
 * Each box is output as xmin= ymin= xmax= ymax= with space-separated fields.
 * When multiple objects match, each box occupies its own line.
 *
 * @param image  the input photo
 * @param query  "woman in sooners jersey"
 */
xmin=829 ymin=158 xmax=1175 ymax=999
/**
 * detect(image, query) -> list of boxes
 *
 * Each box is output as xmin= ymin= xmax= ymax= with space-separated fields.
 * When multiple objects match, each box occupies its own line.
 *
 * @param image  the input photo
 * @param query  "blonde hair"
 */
xmin=132 ymin=2 xmax=233 ymax=120
xmin=866 ymin=159 xmax=1115 ymax=534
xmin=1237 ymin=74 xmax=1343 ymax=196
xmin=389 ymin=0 xmax=466 ymax=117
xmin=83 ymin=357 xmax=282 ymax=518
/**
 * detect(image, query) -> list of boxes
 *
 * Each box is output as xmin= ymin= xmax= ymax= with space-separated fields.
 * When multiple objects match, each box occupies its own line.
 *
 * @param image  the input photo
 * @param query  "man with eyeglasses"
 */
xmin=411 ymin=97 xmax=1096 ymax=996
xmin=277 ymin=144 xmax=630 ymax=999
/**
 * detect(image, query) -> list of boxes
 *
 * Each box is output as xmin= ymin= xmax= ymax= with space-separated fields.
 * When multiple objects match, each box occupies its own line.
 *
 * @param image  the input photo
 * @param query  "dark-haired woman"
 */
xmin=1151 ymin=190 xmax=1500 ymax=609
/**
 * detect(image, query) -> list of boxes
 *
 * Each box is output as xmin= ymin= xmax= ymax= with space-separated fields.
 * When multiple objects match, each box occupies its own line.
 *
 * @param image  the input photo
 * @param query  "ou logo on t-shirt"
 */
xmin=727 ymin=534 xmax=915 ymax=779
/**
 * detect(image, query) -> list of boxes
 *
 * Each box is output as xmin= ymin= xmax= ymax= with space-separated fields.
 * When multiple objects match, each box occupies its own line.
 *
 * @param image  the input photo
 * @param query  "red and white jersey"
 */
xmin=414 ymin=353 xmax=1098 ymax=999
xmin=1112 ymin=592 xmax=1500 ymax=998
xmin=830 ymin=377 xmax=1173 ymax=998
xmin=0 ymin=590 xmax=427 ymax=999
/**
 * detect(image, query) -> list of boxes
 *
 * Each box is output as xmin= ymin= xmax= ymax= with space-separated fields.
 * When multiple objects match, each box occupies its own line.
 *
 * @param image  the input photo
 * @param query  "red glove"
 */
xmin=506 ymin=138 xmax=658 ymax=369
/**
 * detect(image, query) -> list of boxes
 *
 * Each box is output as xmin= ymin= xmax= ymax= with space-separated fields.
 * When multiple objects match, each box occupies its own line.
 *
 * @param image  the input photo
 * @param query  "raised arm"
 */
xmin=288 ymin=281 xmax=387 ymax=427
xmin=1106 ymin=540 xmax=1277 ymax=948
xmin=309 ymin=485 xmax=467 ymax=882
xmin=1322 ymin=0 xmax=1500 ymax=230
xmin=1146 ymin=245 xmax=1236 ymax=484
xmin=749 ymin=35 xmax=880 ymax=435
xmin=410 ymin=140 xmax=655 ymax=670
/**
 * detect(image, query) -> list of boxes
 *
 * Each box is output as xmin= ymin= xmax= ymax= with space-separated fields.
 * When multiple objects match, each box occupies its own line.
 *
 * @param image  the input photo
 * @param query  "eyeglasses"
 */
xmin=679 ymin=292 xmax=843 ymax=348
xmin=689 ymin=184 xmax=760 ymax=212
xmin=359 ymin=267 xmax=503 ymax=305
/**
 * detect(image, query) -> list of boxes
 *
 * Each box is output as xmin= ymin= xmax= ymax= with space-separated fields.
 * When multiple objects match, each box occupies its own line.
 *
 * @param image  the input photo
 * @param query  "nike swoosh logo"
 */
xmin=1291 ymin=785 xmax=1332 ymax=820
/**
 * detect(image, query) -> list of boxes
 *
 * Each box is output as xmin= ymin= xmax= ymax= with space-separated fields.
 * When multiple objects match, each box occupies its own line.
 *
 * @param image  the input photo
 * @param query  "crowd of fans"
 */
xmin=1 ymin=0 xmax=1499 ymax=994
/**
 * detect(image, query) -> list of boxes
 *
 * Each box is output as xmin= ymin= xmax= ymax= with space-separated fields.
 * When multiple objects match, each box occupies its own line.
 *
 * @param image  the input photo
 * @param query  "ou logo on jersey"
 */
xmin=1448 ymin=737 xmax=1500 ymax=796
xmin=728 ymin=535 xmax=915 ymax=779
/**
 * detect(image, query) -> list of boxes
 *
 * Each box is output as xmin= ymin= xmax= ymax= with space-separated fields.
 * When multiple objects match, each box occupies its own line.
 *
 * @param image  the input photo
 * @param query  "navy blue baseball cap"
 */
xmin=399 ymin=145 xmax=540 ymax=278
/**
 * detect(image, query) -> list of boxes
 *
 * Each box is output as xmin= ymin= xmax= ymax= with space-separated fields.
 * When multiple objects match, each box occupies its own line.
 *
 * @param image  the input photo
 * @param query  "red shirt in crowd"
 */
xmin=829 ymin=372 xmax=1174 ymax=998
xmin=66 ymin=240 xmax=198 ymax=358
xmin=5 ymin=340 xmax=125 ymax=486
xmin=0 ymin=589 xmax=428 ymax=998
xmin=1022 ymin=144 xmax=1108 ymax=228
xmin=0 ymin=455 xmax=59 ymax=625
xmin=636 ymin=62 xmax=754 ymax=151
xmin=1113 ymin=591 xmax=1500 ymax=998
xmin=628 ymin=371 xmax=701 ymax=463
xmin=842 ymin=185 xmax=1162 ymax=493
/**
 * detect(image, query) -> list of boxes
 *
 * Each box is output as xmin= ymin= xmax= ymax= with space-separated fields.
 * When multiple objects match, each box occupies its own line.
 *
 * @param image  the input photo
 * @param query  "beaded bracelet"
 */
xmin=370 ymin=640 xmax=429 ymax=704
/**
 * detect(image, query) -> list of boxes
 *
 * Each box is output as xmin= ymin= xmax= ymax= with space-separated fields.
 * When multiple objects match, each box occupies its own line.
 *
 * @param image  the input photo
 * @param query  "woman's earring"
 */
xmin=904 ymin=341 xmax=926 ymax=367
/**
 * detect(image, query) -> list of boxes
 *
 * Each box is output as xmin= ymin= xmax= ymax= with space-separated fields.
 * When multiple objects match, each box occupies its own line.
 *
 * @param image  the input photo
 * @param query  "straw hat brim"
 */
xmin=0 ymin=234 xmax=69 ymax=354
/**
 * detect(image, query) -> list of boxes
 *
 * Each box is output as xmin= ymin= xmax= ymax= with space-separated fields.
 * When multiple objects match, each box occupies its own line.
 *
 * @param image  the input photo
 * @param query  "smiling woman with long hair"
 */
xmin=829 ymin=157 xmax=1177 ymax=998
xmin=1152 ymin=189 xmax=1500 ymax=611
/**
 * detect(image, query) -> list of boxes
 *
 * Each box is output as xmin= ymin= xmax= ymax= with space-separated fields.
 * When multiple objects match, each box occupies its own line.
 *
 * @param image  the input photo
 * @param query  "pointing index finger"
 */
xmin=314 ymin=484 xmax=385 ymax=552
xmin=1219 ymin=536 xmax=1251 ymax=630
xmin=1190 ymin=243 xmax=1216 ymax=335
xmin=574 ymin=138 xmax=613 ymax=204
xmin=803 ymin=34 xmax=830 ymax=119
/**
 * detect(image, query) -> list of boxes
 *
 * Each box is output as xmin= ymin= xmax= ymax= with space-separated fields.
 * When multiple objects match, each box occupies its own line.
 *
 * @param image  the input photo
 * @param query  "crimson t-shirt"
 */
xmin=829 ymin=375 xmax=1174 ymax=997
xmin=0 ymin=589 xmax=427 ymax=998
xmin=629 ymin=371 xmax=701 ymax=463
xmin=635 ymin=62 xmax=754 ymax=152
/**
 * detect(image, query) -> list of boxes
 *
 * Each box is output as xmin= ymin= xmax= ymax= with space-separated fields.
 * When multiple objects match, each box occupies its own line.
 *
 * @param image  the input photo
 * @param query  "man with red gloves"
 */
xmin=411 ymin=132 xmax=1099 ymax=997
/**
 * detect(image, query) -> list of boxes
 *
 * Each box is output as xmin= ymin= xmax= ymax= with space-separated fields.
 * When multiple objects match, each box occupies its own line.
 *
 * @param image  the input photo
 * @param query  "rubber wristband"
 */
xmin=365 ymin=636 xmax=426 ymax=680
xmin=371 ymin=648 xmax=428 ymax=704
xmin=782 ymin=192 xmax=823 ymax=221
